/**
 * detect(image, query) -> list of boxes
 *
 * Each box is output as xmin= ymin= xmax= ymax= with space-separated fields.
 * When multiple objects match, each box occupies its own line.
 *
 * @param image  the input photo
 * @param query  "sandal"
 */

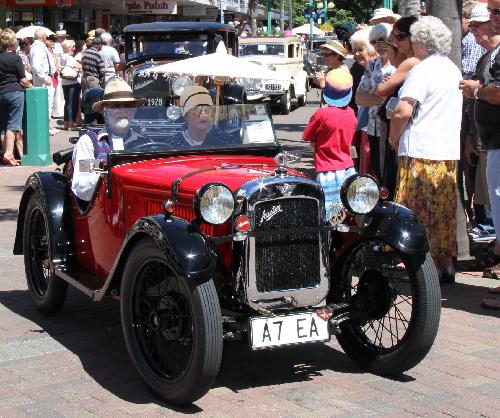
xmin=483 ymin=261 xmax=500 ymax=279
xmin=1 ymin=155 xmax=20 ymax=166
xmin=481 ymin=298 xmax=500 ymax=310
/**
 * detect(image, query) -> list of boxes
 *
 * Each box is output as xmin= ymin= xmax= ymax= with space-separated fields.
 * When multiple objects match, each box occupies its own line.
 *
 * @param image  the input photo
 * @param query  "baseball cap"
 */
xmin=323 ymin=68 xmax=353 ymax=108
xmin=470 ymin=3 xmax=489 ymax=23
xmin=180 ymin=86 xmax=214 ymax=115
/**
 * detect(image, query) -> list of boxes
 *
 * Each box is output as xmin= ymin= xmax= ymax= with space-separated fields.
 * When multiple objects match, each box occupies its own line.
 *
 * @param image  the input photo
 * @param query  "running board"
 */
xmin=54 ymin=267 xmax=106 ymax=301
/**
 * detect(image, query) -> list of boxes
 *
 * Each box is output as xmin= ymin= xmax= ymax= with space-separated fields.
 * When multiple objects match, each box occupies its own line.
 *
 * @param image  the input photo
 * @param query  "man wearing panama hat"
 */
xmin=71 ymin=78 xmax=146 ymax=202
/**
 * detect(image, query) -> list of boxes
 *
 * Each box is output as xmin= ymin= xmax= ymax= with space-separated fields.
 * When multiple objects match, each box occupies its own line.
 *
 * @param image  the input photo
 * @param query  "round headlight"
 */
xmin=171 ymin=76 xmax=193 ymax=96
xmin=196 ymin=184 xmax=235 ymax=225
xmin=166 ymin=105 xmax=182 ymax=120
xmin=341 ymin=175 xmax=380 ymax=214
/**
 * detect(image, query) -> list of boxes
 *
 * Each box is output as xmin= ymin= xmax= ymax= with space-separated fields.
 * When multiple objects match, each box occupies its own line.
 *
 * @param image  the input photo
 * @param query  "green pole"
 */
xmin=22 ymin=88 xmax=52 ymax=166
xmin=309 ymin=0 xmax=313 ymax=38
xmin=267 ymin=0 xmax=272 ymax=35
xmin=383 ymin=0 xmax=392 ymax=9
xmin=323 ymin=0 xmax=327 ymax=33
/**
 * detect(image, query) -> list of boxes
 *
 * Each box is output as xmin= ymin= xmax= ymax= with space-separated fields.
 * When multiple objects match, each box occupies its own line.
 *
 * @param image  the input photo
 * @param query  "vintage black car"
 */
xmin=124 ymin=22 xmax=244 ymax=106
xmin=15 ymin=102 xmax=441 ymax=405
xmin=303 ymin=37 xmax=332 ymax=86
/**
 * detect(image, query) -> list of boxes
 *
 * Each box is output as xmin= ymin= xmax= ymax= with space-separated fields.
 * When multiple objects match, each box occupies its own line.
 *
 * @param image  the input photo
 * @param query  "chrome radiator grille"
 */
xmin=253 ymin=198 xmax=320 ymax=292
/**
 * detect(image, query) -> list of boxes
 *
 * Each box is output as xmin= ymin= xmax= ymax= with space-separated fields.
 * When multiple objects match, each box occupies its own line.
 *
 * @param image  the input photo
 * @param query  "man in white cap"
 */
xmin=71 ymin=78 xmax=146 ymax=202
xmin=370 ymin=8 xmax=400 ymax=25
xmin=54 ymin=29 xmax=66 ymax=58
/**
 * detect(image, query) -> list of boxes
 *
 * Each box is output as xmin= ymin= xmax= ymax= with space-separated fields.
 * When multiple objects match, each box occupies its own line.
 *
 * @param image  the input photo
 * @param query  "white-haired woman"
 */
xmin=355 ymin=23 xmax=396 ymax=181
xmin=389 ymin=16 xmax=463 ymax=281
xmin=60 ymin=39 xmax=82 ymax=131
xmin=349 ymin=28 xmax=378 ymax=176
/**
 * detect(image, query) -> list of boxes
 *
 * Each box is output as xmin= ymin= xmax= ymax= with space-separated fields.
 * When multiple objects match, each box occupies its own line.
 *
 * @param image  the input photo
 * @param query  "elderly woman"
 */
xmin=355 ymin=23 xmax=396 ymax=182
xmin=60 ymin=39 xmax=82 ymax=130
xmin=0 ymin=29 xmax=31 ymax=166
xmin=389 ymin=16 xmax=462 ymax=281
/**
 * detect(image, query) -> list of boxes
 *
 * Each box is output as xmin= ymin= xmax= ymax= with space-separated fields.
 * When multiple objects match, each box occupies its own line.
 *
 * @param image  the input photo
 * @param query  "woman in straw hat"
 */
xmin=71 ymin=78 xmax=145 ymax=202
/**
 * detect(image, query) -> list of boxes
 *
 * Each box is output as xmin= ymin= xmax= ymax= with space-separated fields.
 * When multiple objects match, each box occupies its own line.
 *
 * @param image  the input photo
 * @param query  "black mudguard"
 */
xmin=111 ymin=215 xmax=218 ymax=283
xmin=359 ymin=201 xmax=429 ymax=256
xmin=13 ymin=172 xmax=73 ymax=268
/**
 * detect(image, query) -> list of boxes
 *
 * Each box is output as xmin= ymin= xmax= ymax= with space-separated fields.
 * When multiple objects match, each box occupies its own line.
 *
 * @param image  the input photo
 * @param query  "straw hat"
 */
xmin=180 ymin=86 xmax=214 ymax=116
xmin=92 ymin=78 xmax=146 ymax=114
xmin=56 ymin=30 xmax=67 ymax=37
xmin=370 ymin=8 xmax=400 ymax=24
xmin=319 ymin=40 xmax=348 ymax=59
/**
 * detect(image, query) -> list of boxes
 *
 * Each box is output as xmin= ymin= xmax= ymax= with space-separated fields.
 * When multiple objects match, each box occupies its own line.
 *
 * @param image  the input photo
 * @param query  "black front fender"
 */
xmin=112 ymin=215 xmax=218 ymax=284
xmin=359 ymin=201 xmax=429 ymax=256
xmin=13 ymin=172 xmax=73 ymax=267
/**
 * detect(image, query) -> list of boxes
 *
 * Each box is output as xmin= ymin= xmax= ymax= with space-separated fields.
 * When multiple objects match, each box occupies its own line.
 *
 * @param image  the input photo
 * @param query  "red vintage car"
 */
xmin=14 ymin=103 xmax=441 ymax=405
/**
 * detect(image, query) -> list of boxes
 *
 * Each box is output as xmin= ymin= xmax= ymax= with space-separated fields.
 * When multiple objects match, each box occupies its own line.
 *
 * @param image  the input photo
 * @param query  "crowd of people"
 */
xmin=0 ymin=25 xmax=123 ymax=165
xmin=303 ymin=3 xmax=500 ymax=310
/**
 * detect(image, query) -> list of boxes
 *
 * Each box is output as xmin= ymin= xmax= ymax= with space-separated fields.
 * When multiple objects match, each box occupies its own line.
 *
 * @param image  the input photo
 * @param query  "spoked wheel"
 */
xmin=121 ymin=240 xmax=223 ymax=405
xmin=23 ymin=193 xmax=67 ymax=315
xmin=332 ymin=239 xmax=441 ymax=375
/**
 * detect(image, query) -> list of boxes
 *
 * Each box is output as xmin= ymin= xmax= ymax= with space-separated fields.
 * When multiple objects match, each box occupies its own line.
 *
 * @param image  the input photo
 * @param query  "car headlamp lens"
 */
xmin=198 ymin=184 xmax=235 ymax=224
xmin=341 ymin=175 xmax=380 ymax=214
xmin=172 ymin=76 xmax=193 ymax=96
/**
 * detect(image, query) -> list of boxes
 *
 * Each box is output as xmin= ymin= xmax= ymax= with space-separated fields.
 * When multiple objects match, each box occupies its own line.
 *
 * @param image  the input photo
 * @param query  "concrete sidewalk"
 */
xmin=0 ymin=118 xmax=499 ymax=417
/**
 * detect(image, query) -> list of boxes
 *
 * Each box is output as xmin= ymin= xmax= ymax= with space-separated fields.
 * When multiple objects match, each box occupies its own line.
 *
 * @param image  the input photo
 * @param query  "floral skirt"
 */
xmin=395 ymin=157 xmax=457 ymax=258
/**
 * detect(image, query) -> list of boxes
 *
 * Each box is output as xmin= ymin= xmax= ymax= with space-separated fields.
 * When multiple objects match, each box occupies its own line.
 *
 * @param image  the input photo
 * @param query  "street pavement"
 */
xmin=0 ymin=91 xmax=499 ymax=417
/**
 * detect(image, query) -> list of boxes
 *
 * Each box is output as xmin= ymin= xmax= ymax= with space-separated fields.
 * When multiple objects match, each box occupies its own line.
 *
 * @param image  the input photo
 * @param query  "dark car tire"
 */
xmin=120 ymin=239 xmax=223 ymax=405
xmin=332 ymin=241 xmax=441 ymax=376
xmin=279 ymin=90 xmax=291 ymax=115
xmin=297 ymin=91 xmax=307 ymax=107
xmin=23 ymin=192 xmax=68 ymax=315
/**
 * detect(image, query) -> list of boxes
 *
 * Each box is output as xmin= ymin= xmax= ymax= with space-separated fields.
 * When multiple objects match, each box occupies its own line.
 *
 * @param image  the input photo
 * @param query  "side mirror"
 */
xmin=79 ymin=159 xmax=106 ymax=173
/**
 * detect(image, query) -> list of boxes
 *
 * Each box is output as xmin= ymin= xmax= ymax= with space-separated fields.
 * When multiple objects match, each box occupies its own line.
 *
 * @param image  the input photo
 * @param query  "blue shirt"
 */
xmin=462 ymin=32 xmax=486 ymax=79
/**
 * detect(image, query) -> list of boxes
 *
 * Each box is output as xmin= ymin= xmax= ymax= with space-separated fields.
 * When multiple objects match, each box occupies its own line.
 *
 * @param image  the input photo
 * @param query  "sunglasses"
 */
xmin=393 ymin=33 xmax=409 ymax=41
xmin=487 ymin=6 xmax=500 ymax=16
xmin=469 ymin=21 xmax=487 ymax=29
xmin=108 ymin=102 xmax=136 ymax=109
xmin=323 ymin=52 xmax=339 ymax=57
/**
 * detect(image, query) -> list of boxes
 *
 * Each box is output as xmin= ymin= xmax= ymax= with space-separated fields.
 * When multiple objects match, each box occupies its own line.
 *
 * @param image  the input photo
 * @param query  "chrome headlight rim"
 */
xmin=340 ymin=174 xmax=380 ymax=215
xmin=195 ymin=183 xmax=235 ymax=225
xmin=171 ymin=75 xmax=193 ymax=96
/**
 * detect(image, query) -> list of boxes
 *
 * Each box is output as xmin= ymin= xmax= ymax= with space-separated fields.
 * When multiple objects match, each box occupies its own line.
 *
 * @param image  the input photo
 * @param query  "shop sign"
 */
xmin=75 ymin=0 xmax=125 ymax=10
xmin=125 ymin=0 xmax=177 ymax=14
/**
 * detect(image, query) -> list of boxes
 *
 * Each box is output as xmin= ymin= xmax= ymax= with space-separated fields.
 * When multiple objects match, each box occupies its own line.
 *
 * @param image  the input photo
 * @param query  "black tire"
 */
xmin=23 ymin=192 xmax=68 ymax=315
xmin=332 ymin=240 xmax=441 ymax=375
xmin=120 ymin=239 xmax=223 ymax=405
xmin=297 ymin=91 xmax=307 ymax=107
xmin=279 ymin=90 xmax=291 ymax=115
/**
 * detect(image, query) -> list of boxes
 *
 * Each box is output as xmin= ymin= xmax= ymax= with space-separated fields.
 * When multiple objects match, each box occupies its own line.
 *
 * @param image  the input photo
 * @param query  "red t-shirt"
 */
xmin=302 ymin=105 xmax=356 ymax=172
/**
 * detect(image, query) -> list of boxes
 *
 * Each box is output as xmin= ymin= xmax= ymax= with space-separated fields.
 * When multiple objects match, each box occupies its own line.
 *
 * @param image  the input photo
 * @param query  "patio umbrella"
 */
xmin=292 ymin=24 xmax=325 ymax=36
xmin=141 ymin=42 xmax=290 ymax=83
xmin=16 ymin=25 xmax=54 ymax=39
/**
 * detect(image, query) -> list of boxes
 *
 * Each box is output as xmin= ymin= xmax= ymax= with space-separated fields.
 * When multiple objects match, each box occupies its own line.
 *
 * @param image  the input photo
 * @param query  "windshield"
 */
xmin=126 ymin=33 xmax=209 ymax=61
xmin=103 ymin=104 xmax=277 ymax=153
xmin=240 ymin=44 xmax=285 ymax=57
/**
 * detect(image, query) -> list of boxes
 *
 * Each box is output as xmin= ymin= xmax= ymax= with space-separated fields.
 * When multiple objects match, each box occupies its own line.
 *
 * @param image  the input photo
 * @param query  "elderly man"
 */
xmin=29 ymin=28 xmax=56 ymax=134
xmin=71 ymin=78 xmax=146 ymax=202
xmin=460 ymin=0 xmax=500 ymax=309
xmin=100 ymin=32 xmax=120 ymax=82
xmin=53 ymin=29 xmax=66 ymax=59
xmin=81 ymin=37 xmax=106 ymax=91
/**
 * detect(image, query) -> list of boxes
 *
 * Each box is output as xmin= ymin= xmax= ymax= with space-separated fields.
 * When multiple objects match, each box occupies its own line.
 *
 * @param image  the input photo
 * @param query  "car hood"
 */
xmin=113 ymin=154 xmax=306 ymax=195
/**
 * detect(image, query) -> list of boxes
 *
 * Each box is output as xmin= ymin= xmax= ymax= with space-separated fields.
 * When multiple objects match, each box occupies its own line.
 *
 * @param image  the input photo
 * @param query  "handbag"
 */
xmin=61 ymin=66 xmax=79 ymax=80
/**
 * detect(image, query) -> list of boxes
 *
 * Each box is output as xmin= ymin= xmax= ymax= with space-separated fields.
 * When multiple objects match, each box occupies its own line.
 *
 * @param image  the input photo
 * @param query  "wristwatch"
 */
xmin=473 ymin=86 xmax=480 ymax=100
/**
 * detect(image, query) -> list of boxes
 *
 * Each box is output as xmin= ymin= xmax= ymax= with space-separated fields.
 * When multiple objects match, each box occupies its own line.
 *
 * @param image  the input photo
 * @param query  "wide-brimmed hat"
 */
xmin=55 ymin=30 xmax=67 ymax=37
xmin=323 ymin=67 xmax=353 ymax=108
xmin=319 ymin=40 xmax=348 ymax=59
xmin=370 ymin=8 xmax=400 ymax=23
xmin=470 ymin=3 xmax=489 ymax=23
xmin=180 ymin=86 xmax=214 ymax=115
xmin=92 ymin=78 xmax=146 ymax=114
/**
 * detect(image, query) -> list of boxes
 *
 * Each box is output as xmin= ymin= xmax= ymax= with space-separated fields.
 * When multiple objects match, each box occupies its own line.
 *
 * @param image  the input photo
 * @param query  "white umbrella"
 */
xmin=16 ymin=25 xmax=54 ymax=39
xmin=292 ymin=24 xmax=325 ymax=36
xmin=141 ymin=42 xmax=290 ymax=83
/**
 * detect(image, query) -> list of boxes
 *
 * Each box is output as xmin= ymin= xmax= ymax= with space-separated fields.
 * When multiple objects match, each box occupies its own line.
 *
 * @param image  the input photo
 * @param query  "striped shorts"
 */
xmin=317 ymin=167 xmax=356 ymax=214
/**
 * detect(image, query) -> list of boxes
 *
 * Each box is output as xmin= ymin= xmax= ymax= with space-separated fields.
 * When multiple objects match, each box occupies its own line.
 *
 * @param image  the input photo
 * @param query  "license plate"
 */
xmin=265 ymin=83 xmax=281 ymax=90
xmin=249 ymin=311 xmax=330 ymax=349
xmin=146 ymin=97 xmax=164 ymax=106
